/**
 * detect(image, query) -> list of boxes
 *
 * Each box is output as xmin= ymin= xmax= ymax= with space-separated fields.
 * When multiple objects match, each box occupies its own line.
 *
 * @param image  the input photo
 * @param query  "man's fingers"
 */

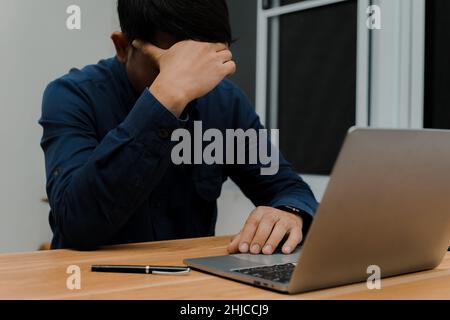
xmin=132 ymin=39 xmax=166 ymax=60
xmin=222 ymin=60 xmax=236 ymax=76
xmin=212 ymin=42 xmax=228 ymax=52
xmin=227 ymin=234 xmax=241 ymax=253
xmin=282 ymin=226 xmax=303 ymax=255
xmin=262 ymin=221 xmax=289 ymax=255
xmin=218 ymin=50 xmax=233 ymax=63
xmin=230 ymin=233 xmax=240 ymax=242
xmin=250 ymin=215 xmax=279 ymax=254
xmin=238 ymin=210 xmax=264 ymax=253
xmin=238 ymin=223 xmax=257 ymax=253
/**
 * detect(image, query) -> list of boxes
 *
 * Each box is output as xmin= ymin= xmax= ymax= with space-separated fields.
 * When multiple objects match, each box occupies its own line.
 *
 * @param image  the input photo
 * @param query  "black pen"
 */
xmin=91 ymin=265 xmax=190 ymax=275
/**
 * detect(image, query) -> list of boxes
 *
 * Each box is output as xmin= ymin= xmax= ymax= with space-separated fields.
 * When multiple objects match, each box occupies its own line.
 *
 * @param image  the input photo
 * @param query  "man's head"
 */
xmin=112 ymin=0 xmax=232 ymax=93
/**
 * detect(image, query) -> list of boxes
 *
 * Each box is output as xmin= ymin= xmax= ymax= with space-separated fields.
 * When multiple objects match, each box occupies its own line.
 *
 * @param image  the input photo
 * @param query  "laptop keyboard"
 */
xmin=233 ymin=263 xmax=296 ymax=284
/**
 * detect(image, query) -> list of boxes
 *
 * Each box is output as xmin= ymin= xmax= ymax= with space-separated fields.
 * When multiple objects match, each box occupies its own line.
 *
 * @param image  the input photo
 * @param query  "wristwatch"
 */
xmin=277 ymin=205 xmax=302 ymax=215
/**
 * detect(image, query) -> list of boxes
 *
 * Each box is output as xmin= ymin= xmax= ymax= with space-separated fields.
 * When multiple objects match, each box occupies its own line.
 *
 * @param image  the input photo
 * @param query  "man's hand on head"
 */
xmin=227 ymin=207 xmax=304 ymax=255
xmin=132 ymin=39 xmax=236 ymax=117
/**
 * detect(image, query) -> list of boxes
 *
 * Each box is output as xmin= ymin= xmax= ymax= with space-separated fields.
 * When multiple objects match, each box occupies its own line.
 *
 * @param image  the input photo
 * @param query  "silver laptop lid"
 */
xmin=289 ymin=128 xmax=450 ymax=293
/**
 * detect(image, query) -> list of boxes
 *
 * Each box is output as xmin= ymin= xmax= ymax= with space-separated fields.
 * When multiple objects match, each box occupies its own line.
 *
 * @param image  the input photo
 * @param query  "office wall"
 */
xmin=0 ymin=0 xmax=119 ymax=252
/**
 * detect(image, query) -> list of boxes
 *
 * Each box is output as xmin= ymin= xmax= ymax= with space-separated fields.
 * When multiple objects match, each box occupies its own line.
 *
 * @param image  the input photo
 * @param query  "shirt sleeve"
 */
xmin=226 ymin=88 xmax=319 ymax=226
xmin=40 ymin=79 xmax=184 ymax=250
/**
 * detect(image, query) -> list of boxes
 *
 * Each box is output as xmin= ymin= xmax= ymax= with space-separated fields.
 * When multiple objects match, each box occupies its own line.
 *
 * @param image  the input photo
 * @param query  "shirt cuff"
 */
xmin=123 ymin=89 xmax=186 ymax=134
xmin=121 ymin=89 xmax=189 ymax=154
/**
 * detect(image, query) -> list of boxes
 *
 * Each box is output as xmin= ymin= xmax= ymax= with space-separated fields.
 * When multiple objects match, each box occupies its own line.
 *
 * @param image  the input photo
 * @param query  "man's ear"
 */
xmin=111 ymin=32 xmax=130 ymax=63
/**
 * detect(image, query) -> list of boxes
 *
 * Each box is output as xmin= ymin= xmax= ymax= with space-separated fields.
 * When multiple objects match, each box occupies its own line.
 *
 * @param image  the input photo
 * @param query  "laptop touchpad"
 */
xmin=232 ymin=247 xmax=301 ymax=265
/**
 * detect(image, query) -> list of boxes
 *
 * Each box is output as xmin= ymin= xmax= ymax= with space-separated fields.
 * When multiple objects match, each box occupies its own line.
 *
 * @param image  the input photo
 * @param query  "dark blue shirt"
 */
xmin=39 ymin=57 xmax=318 ymax=250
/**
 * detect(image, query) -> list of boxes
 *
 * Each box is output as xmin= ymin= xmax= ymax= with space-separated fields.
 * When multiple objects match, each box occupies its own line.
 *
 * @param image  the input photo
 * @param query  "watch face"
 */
xmin=281 ymin=206 xmax=300 ymax=214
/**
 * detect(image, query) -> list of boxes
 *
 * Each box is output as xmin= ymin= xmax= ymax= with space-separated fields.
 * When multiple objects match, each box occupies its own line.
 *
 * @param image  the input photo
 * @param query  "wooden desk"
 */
xmin=0 ymin=236 xmax=449 ymax=300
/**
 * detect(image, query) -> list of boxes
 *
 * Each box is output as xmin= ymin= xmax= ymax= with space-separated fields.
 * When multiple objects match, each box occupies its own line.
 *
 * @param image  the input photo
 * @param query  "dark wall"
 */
xmin=424 ymin=0 xmax=450 ymax=129
xmin=227 ymin=0 xmax=257 ymax=104
xmin=277 ymin=1 xmax=357 ymax=175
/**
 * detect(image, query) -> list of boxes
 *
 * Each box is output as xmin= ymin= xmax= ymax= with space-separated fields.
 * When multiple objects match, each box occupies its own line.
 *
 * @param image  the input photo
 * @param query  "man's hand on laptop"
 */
xmin=227 ymin=207 xmax=303 ymax=255
xmin=132 ymin=39 xmax=236 ymax=117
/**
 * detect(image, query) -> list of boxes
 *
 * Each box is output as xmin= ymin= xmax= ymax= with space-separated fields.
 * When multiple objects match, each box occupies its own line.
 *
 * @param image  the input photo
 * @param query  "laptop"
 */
xmin=184 ymin=128 xmax=450 ymax=294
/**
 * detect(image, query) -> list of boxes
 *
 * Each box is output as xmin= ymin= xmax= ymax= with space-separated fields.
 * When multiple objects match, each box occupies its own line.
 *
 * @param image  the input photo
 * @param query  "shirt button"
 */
xmin=158 ymin=129 xmax=170 ymax=139
xmin=53 ymin=167 xmax=62 ymax=177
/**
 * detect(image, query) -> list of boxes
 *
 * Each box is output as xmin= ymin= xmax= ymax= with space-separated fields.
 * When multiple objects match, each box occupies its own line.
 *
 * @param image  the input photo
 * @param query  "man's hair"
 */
xmin=118 ymin=0 xmax=232 ymax=45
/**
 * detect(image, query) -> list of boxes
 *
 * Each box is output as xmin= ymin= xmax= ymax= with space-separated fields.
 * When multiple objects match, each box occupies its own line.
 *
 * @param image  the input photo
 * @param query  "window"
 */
xmin=257 ymin=0 xmax=361 ymax=175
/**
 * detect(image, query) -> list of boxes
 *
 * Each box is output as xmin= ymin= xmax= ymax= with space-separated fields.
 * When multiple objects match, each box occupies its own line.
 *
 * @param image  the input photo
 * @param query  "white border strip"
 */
xmin=409 ymin=0 xmax=425 ymax=129
xmin=356 ymin=0 xmax=371 ymax=127
xmin=262 ymin=0 xmax=348 ymax=18
xmin=269 ymin=0 xmax=280 ymax=130
xmin=256 ymin=0 xmax=269 ymax=125
xmin=369 ymin=0 xmax=425 ymax=129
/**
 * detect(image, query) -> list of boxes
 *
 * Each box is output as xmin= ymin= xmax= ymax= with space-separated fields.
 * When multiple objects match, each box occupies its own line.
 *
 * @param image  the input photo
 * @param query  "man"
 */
xmin=39 ymin=0 xmax=318 ymax=254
